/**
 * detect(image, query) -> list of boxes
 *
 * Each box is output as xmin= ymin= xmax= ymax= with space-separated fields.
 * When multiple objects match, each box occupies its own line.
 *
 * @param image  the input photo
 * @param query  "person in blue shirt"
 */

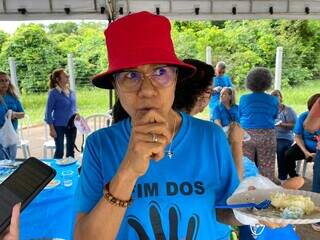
xmin=75 ymin=12 xmax=241 ymax=240
xmin=173 ymin=59 xmax=213 ymax=116
xmin=284 ymin=93 xmax=320 ymax=178
xmin=213 ymin=87 xmax=239 ymax=128
xmin=303 ymin=97 xmax=320 ymax=232
xmin=173 ymin=59 xmax=235 ymax=240
xmin=173 ymin=59 xmax=244 ymax=182
xmin=270 ymin=90 xmax=297 ymax=181
xmin=239 ymin=67 xmax=278 ymax=182
xmin=172 ymin=60 xmax=287 ymax=239
xmin=44 ymin=69 xmax=79 ymax=159
xmin=209 ymin=61 xmax=232 ymax=121
xmin=0 ymin=72 xmax=25 ymax=160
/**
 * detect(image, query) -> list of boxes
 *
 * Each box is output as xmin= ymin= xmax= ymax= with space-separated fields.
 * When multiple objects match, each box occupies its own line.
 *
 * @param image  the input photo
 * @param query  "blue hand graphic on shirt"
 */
xmin=127 ymin=201 xmax=199 ymax=240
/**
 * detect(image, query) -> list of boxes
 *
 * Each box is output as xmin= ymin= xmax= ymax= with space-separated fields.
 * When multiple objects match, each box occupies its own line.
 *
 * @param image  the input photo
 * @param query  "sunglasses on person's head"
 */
xmin=113 ymin=65 xmax=177 ymax=92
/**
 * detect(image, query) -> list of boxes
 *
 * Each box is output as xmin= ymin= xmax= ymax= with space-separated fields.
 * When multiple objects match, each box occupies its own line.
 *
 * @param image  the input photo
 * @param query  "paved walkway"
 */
xmin=16 ymin=124 xmax=319 ymax=239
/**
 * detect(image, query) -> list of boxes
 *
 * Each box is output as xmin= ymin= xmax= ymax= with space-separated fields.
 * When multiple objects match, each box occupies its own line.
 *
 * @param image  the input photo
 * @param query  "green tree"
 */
xmin=48 ymin=22 xmax=78 ymax=35
xmin=0 ymin=24 xmax=64 ymax=92
xmin=0 ymin=30 xmax=9 ymax=52
xmin=73 ymin=22 xmax=107 ymax=86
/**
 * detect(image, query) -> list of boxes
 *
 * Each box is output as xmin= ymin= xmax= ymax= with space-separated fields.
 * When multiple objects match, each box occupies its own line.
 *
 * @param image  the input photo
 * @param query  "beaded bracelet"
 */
xmin=103 ymin=182 xmax=133 ymax=208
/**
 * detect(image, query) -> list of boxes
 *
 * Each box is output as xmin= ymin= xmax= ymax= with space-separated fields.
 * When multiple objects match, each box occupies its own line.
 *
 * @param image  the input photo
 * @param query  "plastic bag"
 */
xmin=0 ymin=110 xmax=19 ymax=147
xmin=229 ymin=158 xmax=281 ymax=225
xmin=74 ymin=116 xmax=91 ymax=135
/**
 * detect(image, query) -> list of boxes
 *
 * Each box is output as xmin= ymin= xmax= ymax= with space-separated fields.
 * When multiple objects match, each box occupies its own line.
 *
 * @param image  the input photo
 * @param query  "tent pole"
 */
xmin=206 ymin=46 xmax=212 ymax=65
xmin=274 ymin=47 xmax=283 ymax=90
xmin=9 ymin=57 xmax=20 ymax=96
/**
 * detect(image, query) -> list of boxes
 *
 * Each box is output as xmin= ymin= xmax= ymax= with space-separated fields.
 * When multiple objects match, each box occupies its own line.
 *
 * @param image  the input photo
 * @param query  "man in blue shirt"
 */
xmin=209 ymin=61 xmax=233 ymax=121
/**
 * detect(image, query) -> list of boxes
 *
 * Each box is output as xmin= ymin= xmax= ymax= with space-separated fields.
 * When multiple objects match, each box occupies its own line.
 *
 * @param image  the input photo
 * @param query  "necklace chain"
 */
xmin=166 ymin=114 xmax=177 ymax=159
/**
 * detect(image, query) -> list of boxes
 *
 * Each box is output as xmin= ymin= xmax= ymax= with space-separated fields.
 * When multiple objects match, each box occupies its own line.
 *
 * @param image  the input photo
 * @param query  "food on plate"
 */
xmin=281 ymin=206 xmax=305 ymax=219
xmin=270 ymin=192 xmax=315 ymax=219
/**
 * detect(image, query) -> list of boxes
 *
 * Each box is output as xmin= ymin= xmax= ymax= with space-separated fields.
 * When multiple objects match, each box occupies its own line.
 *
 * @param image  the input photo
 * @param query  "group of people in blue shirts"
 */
xmin=208 ymin=62 xmax=320 ymax=238
xmin=1 ymin=11 xmax=320 ymax=240
xmin=209 ymin=63 xmax=319 ymax=185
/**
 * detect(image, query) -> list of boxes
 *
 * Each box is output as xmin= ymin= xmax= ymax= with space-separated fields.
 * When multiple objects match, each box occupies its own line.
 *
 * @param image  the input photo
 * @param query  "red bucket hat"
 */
xmin=92 ymin=11 xmax=196 ymax=89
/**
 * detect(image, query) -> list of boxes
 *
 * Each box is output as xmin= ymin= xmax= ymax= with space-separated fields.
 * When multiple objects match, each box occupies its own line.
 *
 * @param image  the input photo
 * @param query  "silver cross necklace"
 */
xmin=166 ymin=115 xmax=177 ymax=159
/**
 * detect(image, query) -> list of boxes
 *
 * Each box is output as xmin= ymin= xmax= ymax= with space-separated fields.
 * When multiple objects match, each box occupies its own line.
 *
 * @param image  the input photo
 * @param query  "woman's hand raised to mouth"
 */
xmin=122 ymin=110 xmax=173 ymax=178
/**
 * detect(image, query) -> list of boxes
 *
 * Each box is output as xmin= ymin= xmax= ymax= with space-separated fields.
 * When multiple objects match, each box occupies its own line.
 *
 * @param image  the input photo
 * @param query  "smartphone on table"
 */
xmin=0 ymin=157 xmax=56 ymax=233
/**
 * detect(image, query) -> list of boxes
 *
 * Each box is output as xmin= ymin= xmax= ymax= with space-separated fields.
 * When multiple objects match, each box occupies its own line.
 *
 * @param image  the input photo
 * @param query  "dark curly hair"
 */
xmin=173 ymin=59 xmax=214 ymax=113
xmin=246 ymin=67 xmax=273 ymax=92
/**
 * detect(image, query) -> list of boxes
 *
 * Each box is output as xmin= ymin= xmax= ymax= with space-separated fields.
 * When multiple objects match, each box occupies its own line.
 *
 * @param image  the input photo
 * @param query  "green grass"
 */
xmin=21 ymin=81 xmax=320 ymax=125
xmin=20 ymin=87 xmax=113 ymax=125
xmin=196 ymin=80 xmax=320 ymax=120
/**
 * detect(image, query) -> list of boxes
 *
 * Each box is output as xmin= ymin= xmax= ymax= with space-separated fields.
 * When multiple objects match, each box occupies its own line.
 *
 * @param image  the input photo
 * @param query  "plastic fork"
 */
xmin=216 ymin=199 xmax=271 ymax=210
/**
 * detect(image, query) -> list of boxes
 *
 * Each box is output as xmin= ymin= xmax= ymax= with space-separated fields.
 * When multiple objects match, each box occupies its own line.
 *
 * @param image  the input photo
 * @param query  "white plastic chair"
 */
xmin=84 ymin=112 xmax=113 ymax=139
xmin=42 ymin=123 xmax=56 ymax=159
xmin=77 ymin=111 xmax=112 ymax=166
xmin=17 ymin=114 xmax=31 ymax=159
xmin=42 ymin=123 xmax=67 ymax=159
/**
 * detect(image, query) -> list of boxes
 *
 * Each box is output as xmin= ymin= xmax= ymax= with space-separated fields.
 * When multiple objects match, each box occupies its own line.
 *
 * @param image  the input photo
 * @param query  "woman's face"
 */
xmin=58 ymin=71 xmax=69 ymax=86
xmin=271 ymin=92 xmax=282 ymax=104
xmin=215 ymin=67 xmax=225 ymax=77
xmin=115 ymin=64 xmax=177 ymax=121
xmin=192 ymin=88 xmax=212 ymax=115
xmin=0 ymin=74 xmax=10 ymax=94
xmin=220 ymin=88 xmax=231 ymax=104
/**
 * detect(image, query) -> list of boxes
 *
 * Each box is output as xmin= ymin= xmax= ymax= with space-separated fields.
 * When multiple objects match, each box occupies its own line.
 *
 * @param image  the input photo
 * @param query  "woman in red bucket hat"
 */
xmin=74 ymin=11 xmax=241 ymax=239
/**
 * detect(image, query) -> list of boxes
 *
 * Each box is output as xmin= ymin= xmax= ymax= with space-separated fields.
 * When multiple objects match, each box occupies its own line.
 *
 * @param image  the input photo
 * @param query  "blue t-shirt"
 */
xmin=239 ymin=93 xmax=278 ymax=129
xmin=275 ymin=105 xmax=297 ymax=141
xmin=213 ymin=104 xmax=239 ymax=127
xmin=209 ymin=75 xmax=232 ymax=114
xmin=294 ymin=111 xmax=320 ymax=152
xmin=0 ymin=102 xmax=7 ymax=128
xmin=76 ymin=112 xmax=239 ymax=239
xmin=44 ymin=88 xmax=77 ymax=127
xmin=0 ymin=94 xmax=24 ymax=130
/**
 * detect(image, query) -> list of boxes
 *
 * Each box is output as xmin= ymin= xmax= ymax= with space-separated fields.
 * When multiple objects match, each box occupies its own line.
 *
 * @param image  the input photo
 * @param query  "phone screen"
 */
xmin=0 ymin=157 xmax=56 ymax=233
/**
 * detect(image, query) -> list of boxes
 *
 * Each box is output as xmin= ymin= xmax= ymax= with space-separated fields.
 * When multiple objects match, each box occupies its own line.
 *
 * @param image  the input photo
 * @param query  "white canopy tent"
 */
xmin=1 ymin=0 xmax=318 ymax=106
xmin=1 ymin=0 xmax=320 ymax=21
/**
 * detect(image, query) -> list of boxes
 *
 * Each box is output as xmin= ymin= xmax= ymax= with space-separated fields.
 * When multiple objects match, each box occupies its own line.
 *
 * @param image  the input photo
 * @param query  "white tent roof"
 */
xmin=1 ymin=0 xmax=320 ymax=21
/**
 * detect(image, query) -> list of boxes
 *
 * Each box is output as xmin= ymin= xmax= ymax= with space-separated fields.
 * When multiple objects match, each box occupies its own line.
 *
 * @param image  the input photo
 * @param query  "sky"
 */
xmin=0 ymin=21 xmax=24 ymax=33
xmin=0 ymin=20 xmax=90 ymax=33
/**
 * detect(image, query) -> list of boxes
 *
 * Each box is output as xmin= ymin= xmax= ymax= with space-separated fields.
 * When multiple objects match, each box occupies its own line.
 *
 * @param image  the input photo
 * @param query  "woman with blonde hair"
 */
xmin=44 ymin=69 xmax=79 ymax=159
xmin=0 ymin=71 xmax=24 ymax=160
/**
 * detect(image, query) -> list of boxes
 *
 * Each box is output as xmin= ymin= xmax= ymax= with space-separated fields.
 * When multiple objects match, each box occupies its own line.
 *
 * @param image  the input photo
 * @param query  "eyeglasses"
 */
xmin=114 ymin=65 xmax=177 ymax=92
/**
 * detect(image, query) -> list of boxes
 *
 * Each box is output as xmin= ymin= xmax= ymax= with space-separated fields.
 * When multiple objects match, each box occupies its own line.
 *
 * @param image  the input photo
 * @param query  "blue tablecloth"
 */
xmin=20 ymin=160 xmax=79 ymax=240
